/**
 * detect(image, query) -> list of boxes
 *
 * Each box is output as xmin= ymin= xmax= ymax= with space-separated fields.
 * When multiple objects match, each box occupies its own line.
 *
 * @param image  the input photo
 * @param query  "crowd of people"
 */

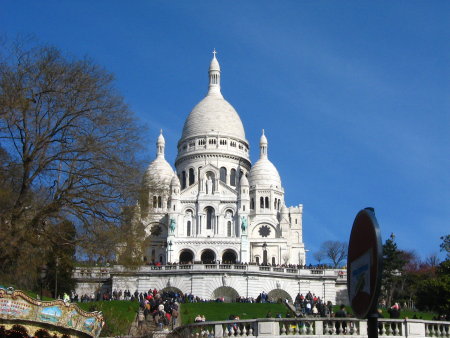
xmin=294 ymin=291 xmax=334 ymax=317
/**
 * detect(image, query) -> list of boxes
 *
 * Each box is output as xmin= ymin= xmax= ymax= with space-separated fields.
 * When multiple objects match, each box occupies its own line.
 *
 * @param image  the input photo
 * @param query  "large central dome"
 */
xmin=181 ymin=95 xmax=246 ymax=141
xmin=179 ymin=52 xmax=247 ymax=143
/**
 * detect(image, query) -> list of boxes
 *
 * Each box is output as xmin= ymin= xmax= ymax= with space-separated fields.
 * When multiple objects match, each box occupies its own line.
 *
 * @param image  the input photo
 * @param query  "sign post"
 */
xmin=347 ymin=208 xmax=383 ymax=338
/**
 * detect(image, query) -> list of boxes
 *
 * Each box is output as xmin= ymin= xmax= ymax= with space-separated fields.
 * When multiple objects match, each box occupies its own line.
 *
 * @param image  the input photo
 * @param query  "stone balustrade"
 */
xmin=170 ymin=318 xmax=450 ymax=338
xmin=73 ymin=264 xmax=345 ymax=280
xmin=73 ymin=267 xmax=112 ymax=280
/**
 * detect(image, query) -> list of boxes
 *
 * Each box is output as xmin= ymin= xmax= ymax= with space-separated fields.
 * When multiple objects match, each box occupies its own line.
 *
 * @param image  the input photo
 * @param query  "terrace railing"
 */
xmin=169 ymin=318 xmax=450 ymax=338
xmin=73 ymin=264 xmax=346 ymax=280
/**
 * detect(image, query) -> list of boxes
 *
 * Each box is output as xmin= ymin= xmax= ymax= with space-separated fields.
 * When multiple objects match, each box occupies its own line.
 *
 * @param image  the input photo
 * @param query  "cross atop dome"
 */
xmin=212 ymin=48 xmax=217 ymax=58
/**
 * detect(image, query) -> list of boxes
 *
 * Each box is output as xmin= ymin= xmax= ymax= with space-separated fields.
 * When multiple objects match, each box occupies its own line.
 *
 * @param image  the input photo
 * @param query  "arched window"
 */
xmin=158 ymin=196 xmax=162 ymax=208
xmin=239 ymin=170 xmax=243 ymax=182
xmin=278 ymin=200 xmax=281 ymax=210
xmin=227 ymin=221 xmax=232 ymax=237
xmin=189 ymin=168 xmax=195 ymax=186
xmin=181 ymin=171 xmax=186 ymax=189
xmin=220 ymin=167 xmax=227 ymax=183
xmin=272 ymin=257 xmax=276 ymax=265
xmin=260 ymin=197 xmax=264 ymax=208
xmin=265 ymin=197 xmax=269 ymax=208
xmin=251 ymin=198 xmax=255 ymax=210
xmin=255 ymin=256 xmax=260 ymax=265
xmin=274 ymin=198 xmax=277 ymax=209
xmin=185 ymin=210 xmax=193 ymax=236
xmin=205 ymin=207 xmax=214 ymax=230
xmin=153 ymin=196 xmax=157 ymax=208
xmin=230 ymin=169 xmax=236 ymax=186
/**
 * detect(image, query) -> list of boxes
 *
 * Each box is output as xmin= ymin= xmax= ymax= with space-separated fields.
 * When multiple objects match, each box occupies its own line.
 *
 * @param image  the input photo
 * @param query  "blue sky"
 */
xmin=2 ymin=1 xmax=449 ymax=263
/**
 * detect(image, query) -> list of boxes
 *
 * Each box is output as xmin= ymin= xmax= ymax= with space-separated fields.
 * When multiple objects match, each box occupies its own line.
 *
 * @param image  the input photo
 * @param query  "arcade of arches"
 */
xmin=179 ymin=249 xmax=237 ymax=264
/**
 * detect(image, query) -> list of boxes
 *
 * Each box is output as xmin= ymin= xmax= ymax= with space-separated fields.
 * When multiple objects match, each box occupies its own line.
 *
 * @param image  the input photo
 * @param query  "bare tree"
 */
xmin=425 ymin=253 xmax=440 ymax=268
xmin=320 ymin=240 xmax=348 ymax=268
xmin=313 ymin=250 xmax=325 ymax=264
xmin=0 ymin=40 xmax=144 ymax=286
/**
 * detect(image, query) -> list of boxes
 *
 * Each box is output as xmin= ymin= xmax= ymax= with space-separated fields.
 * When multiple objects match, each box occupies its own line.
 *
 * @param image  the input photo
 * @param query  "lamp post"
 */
xmin=168 ymin=241 xmax=173 ymax=263
xmin=262 ymin=242 xmax=267 ymax=265
xmin=54 ymin=257 xmax=59 ymax=299
xmin=40 ymin=265 xmax=47 ymax=300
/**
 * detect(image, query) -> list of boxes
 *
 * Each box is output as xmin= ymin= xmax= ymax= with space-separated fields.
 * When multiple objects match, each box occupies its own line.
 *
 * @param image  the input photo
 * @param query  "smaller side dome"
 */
xmin=144 ymin=157 xmax=174 ymax=188
xmin=171 ymin=173 xmax=180 ymax=187
xmin=143 ymin=130 xmax=174 ymax=188
xmin=240 ymin=173 xmax=249 ymax=186
xmin=249 ymin=129 xmax=282 ymax=188
xmin=249 ymin=158 xmax=282 ymax=188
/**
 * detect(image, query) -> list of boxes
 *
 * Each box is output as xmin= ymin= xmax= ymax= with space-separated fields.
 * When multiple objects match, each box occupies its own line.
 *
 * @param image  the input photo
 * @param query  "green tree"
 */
xmin=440 ymin=235 xmax=450 ymax=259
xmin=381 ymin=233 xmax=407 ymax=307
xmin=416 ymin=260 xmax=450 ymax=315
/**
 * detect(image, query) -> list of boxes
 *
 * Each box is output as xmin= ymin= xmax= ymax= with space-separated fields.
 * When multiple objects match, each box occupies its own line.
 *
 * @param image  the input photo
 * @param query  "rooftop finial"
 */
xmin=208 ymin=49 xmax=222 ymax=97
xmin=160 ymin=129 xmax=163 ymax=135
xmin=157 ymin=129 xmax=165 ymax=157
xmin=260 ymin=129 xmax=268 ymax=158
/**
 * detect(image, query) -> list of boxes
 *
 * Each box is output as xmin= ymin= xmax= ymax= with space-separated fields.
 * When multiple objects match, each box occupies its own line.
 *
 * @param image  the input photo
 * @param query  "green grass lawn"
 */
xmin=76 ymin=301 xmax=139 ymax=337
xmin=180 ymin=302 xmax=291 ymax=325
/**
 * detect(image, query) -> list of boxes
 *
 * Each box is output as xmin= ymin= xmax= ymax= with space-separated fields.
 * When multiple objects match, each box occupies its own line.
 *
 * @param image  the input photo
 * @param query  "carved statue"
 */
xmin=241 ymin=216 xmax=247 ymax=232
xmin=169 ymin=218 xmax=176 ymax=233
xmin=206 ymin=176 xmax=213 ymax=194
xmin=222 ymin=274 xmax=228 ymax=286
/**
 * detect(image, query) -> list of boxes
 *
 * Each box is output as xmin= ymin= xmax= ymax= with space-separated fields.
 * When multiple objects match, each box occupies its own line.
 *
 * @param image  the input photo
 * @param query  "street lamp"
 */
xmin=54 ymin=257 xmax=59 ymax=299
xmin=262 ymin=242 xmax=267 ymax=265
xmin=168 ymin=241 xmax=173 ymax=264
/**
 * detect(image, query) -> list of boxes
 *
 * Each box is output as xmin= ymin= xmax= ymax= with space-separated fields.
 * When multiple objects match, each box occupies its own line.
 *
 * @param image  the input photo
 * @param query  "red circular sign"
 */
xmin=347 ymin=208 xmax=383 ymax=319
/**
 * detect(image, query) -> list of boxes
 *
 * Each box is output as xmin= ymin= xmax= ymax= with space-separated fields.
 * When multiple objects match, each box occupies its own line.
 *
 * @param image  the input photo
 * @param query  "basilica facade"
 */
xmin=138 ymin=52 xmax=306 ymax=267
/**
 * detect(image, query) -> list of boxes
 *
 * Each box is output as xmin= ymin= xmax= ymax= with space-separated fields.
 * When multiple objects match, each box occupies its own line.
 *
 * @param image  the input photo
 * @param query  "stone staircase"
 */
xmin=128 ymin=314 xmax=178 ymax=337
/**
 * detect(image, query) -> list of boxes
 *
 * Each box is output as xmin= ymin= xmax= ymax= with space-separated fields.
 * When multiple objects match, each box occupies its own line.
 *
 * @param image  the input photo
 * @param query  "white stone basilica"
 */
xmin=139 ymin=52 xmax=306 ymax=267
xmin=74 ymin=52 xmax=348 ymax=304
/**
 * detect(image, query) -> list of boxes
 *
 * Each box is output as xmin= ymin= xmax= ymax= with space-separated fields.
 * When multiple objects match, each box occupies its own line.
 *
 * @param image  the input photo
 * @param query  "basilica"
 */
xmin=138 ymin=52 xmax=306 ymax=267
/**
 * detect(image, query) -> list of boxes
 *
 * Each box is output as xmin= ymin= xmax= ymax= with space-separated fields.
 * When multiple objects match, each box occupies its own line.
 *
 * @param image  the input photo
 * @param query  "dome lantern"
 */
xmin=260 ymin=129 xmax=268 ymax=159
xmin=208 ymin=49 xmax=222 ymax=97
xmin=157 ymin=129 xmax=165 ymax=158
